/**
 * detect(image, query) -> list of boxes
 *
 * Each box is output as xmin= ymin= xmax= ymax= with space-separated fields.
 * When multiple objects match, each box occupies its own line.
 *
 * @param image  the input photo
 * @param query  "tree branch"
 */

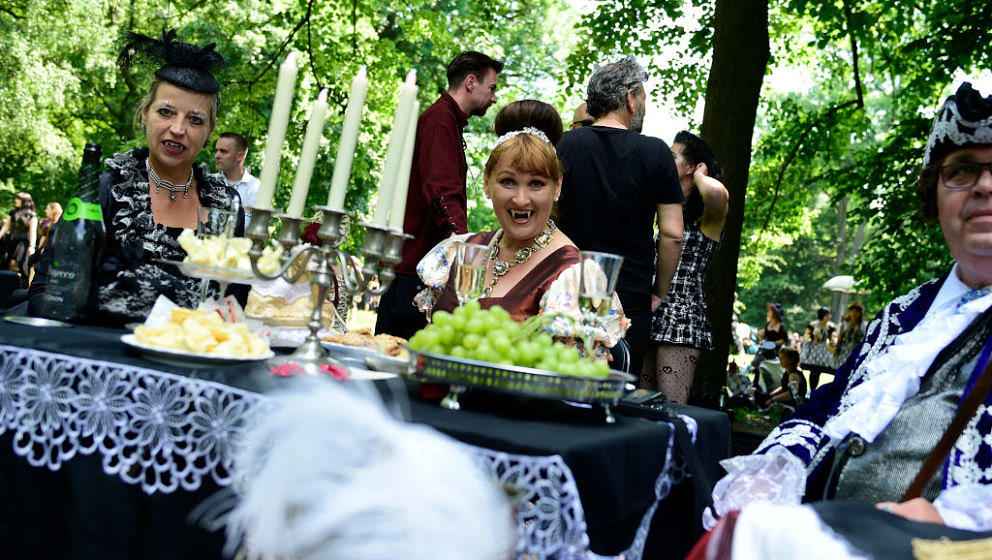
xmin=177 ymin=0 xmax=211 ymax=24
xmin=755 ymin=99 xmax=861 ymax=236
xmin=842 ymin=0 xmax=865 ymax=107
xmin=235 ymin=12 xmax=309 ymax=90
xmin=305 ymin=0 xmax=321 ymax=92
xmin=352 ymin=0 xmax=358 ymax=57
xmin=0 ymin=6 xmax=24 ymax=19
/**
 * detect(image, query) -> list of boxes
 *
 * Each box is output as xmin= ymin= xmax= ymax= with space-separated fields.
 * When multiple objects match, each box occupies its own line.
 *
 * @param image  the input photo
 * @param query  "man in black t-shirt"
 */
xmin=557 ymin=56 xmax=684 ymax=375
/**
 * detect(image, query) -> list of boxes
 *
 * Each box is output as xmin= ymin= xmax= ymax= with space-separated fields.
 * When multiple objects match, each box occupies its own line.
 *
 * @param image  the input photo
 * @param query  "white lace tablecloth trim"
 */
xmin=679 ymin=414 xmax=698 ymax=442
xmin=0 ymin=344 xmax=263 ymax=495
xmin=465 ymin=427 xmax=676 ymax=560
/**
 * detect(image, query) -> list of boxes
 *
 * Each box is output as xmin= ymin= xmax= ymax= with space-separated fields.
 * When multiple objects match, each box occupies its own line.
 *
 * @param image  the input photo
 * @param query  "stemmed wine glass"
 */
xmin=454 ymin=242 xmax=491 ymax=306
xmin=577 ymin=250 xmax=623 ymax=334
xmin=439 ymin=241 xmax=492 ymax=411
xmin=195 ymin=206 xmax=237 ymax=304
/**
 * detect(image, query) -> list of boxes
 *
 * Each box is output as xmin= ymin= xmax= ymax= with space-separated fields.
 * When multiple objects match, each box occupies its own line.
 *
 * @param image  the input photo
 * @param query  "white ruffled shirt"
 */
xmin=708 ymin=265 xmax=992 ymax=532
xmin=823 ymin=265 xmax=988 ymax=443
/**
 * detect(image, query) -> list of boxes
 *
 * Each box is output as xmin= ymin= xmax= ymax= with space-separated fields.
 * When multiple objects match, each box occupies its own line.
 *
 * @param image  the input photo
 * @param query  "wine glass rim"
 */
xmin=579 ymin=249 xmax=624 ymax=262
xmin=197 ymin=206 xmax=237 ymax=237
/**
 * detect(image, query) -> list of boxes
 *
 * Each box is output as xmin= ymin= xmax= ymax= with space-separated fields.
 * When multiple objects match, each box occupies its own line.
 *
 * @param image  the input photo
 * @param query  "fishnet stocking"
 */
xmin=644 ymin=344 xmax=701 ymax=403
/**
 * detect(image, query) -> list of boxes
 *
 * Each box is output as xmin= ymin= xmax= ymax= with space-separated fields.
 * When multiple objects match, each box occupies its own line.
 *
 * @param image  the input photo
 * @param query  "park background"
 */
xmin=2 ymin=0 xmax=990 ymax=394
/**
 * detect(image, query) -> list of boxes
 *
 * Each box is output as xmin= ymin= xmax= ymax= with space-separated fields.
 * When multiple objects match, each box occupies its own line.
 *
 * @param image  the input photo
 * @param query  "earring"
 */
xmin=141 ymin=123 xmax=146 ymax=133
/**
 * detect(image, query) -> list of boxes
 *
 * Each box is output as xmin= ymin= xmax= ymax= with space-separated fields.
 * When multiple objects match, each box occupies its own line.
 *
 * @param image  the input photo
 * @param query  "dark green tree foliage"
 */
xmin=569 ymin=0 xmax=992 ymax=394
xmin=738 ymin=198 xmax=840 ymax=329
xmin=0 ymin=0 xmax=569 ymax=255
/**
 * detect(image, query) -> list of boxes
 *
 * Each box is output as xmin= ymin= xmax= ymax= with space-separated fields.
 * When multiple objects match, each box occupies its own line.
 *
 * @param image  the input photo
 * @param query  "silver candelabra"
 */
xmin=244 ymin=205 xmax=411 ymax=374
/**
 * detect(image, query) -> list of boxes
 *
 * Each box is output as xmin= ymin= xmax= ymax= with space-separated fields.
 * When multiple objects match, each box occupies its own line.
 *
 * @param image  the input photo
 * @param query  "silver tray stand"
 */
xmin=410 ymin=350 xmax=635 ymax=423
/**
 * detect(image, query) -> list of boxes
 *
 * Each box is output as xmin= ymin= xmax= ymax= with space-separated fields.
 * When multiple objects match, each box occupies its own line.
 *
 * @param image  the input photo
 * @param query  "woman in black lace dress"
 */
xmin=645 ymin=132 xmax=729 ymax=402
xmin=29 ymin=31 xmax=241 ymax=325
xmin=1 ymin=193 xmax=38 ymax=288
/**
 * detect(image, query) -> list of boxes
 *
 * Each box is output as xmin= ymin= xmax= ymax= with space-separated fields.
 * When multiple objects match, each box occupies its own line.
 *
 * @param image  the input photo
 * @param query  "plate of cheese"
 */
xmin=121 ymin=307 xmax=273 ymax=366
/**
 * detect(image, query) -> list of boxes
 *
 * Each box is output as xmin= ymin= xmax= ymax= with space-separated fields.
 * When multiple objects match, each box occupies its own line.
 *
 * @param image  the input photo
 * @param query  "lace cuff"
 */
xmin=703 ymin=446 xmax=807 ymax=529
xmin=933 ymin=484 xmax=992 ymax=531
xmin=540 ymin=263 xmax=627 ymax=348
xmin=414 ymin=234 xmax=472 ymax=313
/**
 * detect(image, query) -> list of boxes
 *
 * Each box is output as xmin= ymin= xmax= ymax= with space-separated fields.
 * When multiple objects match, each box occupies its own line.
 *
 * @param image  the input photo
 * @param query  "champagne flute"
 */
xmin=454 ymin=242 xmax=491 ymax=306
xmin=577 ymin=250 xmax=623 ymax=327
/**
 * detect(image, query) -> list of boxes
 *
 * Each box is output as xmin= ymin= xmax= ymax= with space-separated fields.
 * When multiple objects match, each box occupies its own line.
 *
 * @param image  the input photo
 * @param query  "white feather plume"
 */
xmin=224 ymin=378 xmax=515 ymax=560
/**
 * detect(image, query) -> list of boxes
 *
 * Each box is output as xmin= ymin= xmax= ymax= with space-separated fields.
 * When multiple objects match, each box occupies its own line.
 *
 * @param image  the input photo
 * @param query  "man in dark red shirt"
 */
xmin=375 ymin=51 xmax=503 ymax=339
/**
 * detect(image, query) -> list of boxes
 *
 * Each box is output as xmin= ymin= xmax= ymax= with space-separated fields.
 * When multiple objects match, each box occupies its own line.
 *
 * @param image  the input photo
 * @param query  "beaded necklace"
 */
xmin=483 ymin=219 xmax=556 ymax=297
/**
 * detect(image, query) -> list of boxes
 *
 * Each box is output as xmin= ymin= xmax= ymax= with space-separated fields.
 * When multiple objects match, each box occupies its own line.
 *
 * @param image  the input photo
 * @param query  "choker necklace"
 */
xmin=146 ymin=160 xmax=193 ymax=202
xmin=484 ymin=219 xmax=556 ymax=297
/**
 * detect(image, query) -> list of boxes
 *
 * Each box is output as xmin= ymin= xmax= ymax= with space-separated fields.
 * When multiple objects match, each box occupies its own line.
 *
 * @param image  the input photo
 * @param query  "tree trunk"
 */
xmin=696 ymin=0 xmax=770 ymax=397
xmin=831 ymin=198 xmax=849 ymax=317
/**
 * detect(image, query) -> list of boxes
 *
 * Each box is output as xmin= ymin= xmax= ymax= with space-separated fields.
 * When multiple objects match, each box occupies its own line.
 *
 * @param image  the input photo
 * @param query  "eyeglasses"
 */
xmin=939 ymin=161 xmax=992 ymax=190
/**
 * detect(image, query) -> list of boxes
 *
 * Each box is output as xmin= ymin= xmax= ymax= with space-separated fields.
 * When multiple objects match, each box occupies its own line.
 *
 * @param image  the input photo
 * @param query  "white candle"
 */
xmin=371 ymin=70 xmax=418 ymax=227
xmin=327 ymin=66 xmax=369 ymax=211
xmin=388 ymin=99 xmax=420 ymax=230
xmin=256 ymin=51 xmax=299 ymax=210
xmin=287 ymin=89 xmax=329 ymax=217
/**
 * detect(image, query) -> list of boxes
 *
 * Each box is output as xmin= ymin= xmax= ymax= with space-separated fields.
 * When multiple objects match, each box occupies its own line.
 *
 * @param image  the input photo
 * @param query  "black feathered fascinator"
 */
xmin=117 ymin=29 xmax=225 ymax=94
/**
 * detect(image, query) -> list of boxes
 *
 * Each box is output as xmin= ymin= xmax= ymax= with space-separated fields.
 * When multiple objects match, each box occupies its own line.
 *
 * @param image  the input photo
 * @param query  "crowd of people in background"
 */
xmin=0 ymin=192 xmax=63 ymax=289
xmin=724 ymin=300 xmax=870 ymax=407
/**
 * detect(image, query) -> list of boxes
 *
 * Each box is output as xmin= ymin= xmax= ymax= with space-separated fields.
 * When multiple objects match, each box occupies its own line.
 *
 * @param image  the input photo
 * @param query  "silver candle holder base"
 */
xmin=245 ymin=205 xmax=411 ymax=375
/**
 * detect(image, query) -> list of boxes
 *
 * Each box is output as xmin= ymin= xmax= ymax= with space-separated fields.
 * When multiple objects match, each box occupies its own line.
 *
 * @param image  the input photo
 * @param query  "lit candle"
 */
xmin=388 ymin=99 xmax=420 ymax=230
xmin=256 ymin=51 xmax=299 ymax=210
xmin=287 ymin=89 xmax=329 ymax=217
xmin=371 ymin=70 xmax=418 ymax=227
xmin=327 ymin=66 xmax=369 ymax=211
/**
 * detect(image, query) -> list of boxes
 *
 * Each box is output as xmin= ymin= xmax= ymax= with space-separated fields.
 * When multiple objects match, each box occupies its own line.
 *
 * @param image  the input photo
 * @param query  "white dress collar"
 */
xmin=927 ymin=263 xmax=971 ymax=318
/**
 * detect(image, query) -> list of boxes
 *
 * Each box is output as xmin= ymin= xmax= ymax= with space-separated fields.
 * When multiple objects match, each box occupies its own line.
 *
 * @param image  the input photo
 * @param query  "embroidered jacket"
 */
xmin=756 ymin=273 xmax=992 ymax=496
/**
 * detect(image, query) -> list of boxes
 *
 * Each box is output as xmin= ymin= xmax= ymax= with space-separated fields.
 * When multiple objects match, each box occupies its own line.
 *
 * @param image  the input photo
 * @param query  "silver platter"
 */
xmin=156 ymin=259 xmax=260 ymax=284
xmin=409 ymin=349 xmax=635 ymax=405
xmin=4 ymin=315 xmax=73 ymax=328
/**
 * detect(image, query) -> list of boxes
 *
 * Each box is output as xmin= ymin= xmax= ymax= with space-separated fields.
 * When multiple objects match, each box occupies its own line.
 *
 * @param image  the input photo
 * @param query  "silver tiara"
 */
xmin=495 ymin=126 xmax=552 ymax=147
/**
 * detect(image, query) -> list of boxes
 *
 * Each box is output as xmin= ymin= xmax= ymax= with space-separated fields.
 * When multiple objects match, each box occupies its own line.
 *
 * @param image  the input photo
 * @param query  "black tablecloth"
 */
xmin=0 ymin=432 xmax=227 ymax=560
xmin=409 ymin=390 xmax=671 ymax=554
xmin=0 ymin=320 xmax=728 ymax=559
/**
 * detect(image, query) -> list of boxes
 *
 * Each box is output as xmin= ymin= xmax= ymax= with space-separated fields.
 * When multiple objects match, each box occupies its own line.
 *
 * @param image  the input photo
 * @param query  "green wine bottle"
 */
xmin=41 ymin=143 xmax=106 ymax=321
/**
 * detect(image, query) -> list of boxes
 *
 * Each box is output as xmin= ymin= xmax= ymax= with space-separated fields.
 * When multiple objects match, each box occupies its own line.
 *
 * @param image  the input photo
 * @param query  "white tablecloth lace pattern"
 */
xmin=0 ymin=344 xmax=263 ymax=494
xmin=0 ymin=342 xmax=679 ymax=559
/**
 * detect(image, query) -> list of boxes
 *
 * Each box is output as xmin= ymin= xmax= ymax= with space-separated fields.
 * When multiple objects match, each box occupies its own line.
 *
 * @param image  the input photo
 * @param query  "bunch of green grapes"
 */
xmin=408 ymin=302 xmax=611 ymax=378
